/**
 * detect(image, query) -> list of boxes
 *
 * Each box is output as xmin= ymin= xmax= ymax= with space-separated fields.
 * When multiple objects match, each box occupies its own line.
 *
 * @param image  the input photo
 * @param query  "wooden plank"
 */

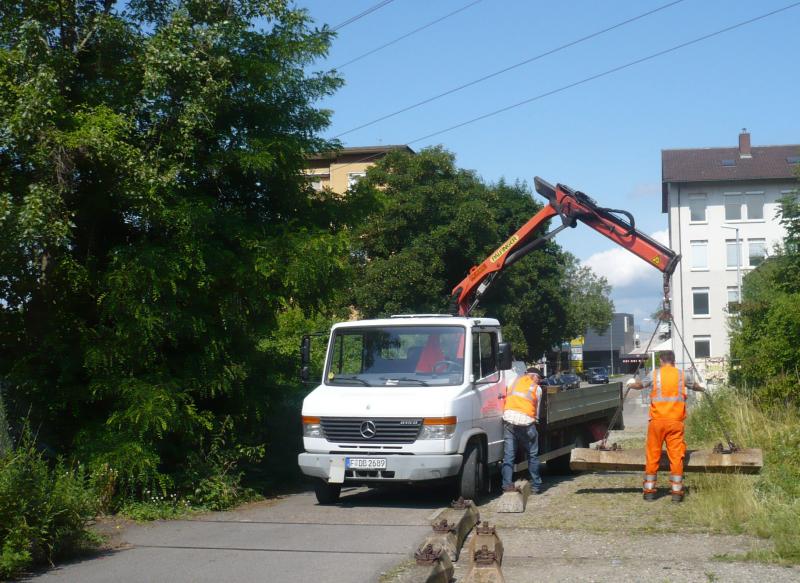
xmin=570 ymin=447 xmax=763 ymax=474
xmin=495 ymin=480 xmax=530 ymax=513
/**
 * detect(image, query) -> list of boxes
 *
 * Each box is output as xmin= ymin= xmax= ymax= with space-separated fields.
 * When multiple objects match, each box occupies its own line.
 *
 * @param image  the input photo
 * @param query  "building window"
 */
xmin=694 ymin=336 xmax=711 ymax=358
xmin=726 ymin=239 xmax=741 ymax=268
xmin=727 ymin=286 xmax=740 ymax=312
xmin=692 ymin=288 xmax=710 ymax=316
xmin=690 ymin=240 xmax=708 ymax=270
xmin=347 ymin=172 xmax=366 ymax=188
xmin=748 ymin=239 xmax=766 ymax=266
xmin=746 ymin=193 xmax=764 ymax=220
xmin=689 ymin=195 xmax=707 ymax=223
xmin=725 ymin=194 xmax=742 ymax=221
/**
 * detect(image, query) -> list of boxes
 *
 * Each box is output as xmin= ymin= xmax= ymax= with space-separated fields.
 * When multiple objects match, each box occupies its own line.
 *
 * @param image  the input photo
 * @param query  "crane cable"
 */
xmin=599 ymin=322 xmax=661 ymax=449
xmin=667 ymin=312 xmax=738 ymax=451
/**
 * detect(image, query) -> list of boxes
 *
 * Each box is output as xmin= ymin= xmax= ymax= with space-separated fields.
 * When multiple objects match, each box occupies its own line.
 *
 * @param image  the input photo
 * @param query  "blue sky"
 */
xmin=296 ymin=0 xmax=800 ymax=331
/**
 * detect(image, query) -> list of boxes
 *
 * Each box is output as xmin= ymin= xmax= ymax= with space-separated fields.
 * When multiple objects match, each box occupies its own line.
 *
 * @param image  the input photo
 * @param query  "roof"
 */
xmin=661 ymin=144 xmax=800 ymax=212
xmin=306 ymin=145 xmax=414 ymax=161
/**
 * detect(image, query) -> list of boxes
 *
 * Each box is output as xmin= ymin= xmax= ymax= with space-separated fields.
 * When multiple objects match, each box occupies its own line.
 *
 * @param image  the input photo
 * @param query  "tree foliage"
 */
xmin=0 ymin=0 xmax=353 ymax=496
xmin=730 ymin=181 xmax=800 ymax=404
xmin=351 ymin=147 xmax=613 ymax=359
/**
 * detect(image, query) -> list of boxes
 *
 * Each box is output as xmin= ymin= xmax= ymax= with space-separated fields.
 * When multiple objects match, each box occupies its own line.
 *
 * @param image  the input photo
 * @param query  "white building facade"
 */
xmin=662 ymin=131 xmax=799 ymax=369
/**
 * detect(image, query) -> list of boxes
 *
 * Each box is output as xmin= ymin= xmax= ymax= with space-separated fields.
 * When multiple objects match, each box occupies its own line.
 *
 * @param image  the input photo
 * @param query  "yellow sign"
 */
xmin=490 ymin=234 xmax=520 ymax=263
xmin=651 ymin=255 xmax=661 ymax=265
xmin=570 ymin=337 xmax=584 ymax=347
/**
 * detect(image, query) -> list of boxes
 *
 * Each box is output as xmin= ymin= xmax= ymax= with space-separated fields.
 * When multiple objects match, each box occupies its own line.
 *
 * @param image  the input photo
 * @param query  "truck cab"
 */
xmin=298 ymin=315 xmax=514 ymax=504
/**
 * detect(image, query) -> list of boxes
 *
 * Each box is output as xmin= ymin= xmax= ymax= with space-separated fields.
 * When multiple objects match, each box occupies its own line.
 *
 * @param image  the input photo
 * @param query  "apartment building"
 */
xmin=305 ymin=145 xmax=414 ymax=194
xmin=662 ymin=130 xmax=799 ymax=366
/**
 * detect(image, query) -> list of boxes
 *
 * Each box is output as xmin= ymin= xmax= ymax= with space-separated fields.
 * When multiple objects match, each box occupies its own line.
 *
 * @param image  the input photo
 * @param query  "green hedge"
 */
xmin=0 ymin=430 xmax=99 ymax=579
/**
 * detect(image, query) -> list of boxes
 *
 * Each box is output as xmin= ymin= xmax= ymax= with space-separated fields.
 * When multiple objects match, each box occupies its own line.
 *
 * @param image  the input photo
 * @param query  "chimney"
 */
xmin=739 ymin=128 xmax=752 ymax=159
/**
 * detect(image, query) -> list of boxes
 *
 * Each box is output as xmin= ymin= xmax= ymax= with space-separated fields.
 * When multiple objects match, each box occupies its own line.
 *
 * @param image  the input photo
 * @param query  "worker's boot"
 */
xmin=642 ymin=474 xmax=657 ymax=501
xmin=670 ymin=475 xmax=684 ymax=503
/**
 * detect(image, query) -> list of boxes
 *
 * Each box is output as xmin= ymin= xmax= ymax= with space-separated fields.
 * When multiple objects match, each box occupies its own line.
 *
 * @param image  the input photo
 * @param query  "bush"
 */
xmin=685 ymin=389 xmax=800 ymax=563
xmin=0 ymin=429 xmax=99 ymax=579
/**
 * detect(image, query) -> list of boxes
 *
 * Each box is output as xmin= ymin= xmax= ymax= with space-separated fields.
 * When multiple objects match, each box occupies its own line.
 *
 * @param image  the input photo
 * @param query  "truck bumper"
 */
xmin=298 ymin=453 xmax=463 ymax=483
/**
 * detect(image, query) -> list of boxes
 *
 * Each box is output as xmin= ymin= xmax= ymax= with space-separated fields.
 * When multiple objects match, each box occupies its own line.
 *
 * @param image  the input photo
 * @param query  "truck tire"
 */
xmin=314 ymin=480 xmax=341 ymax=505
xmin=458 ymin=441 xmax=487 ymax=501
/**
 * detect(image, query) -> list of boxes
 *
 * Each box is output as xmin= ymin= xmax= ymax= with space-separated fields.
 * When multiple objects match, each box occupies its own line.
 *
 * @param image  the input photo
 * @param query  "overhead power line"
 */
xmin=405 ymin=1 xmax=800 ymax=145
xmin=331 ymin=0 xmax=396 ymax=32
xmin=331 ymin=1 xmax=800 ymax=172
xmin=334 ymin=0 xmax=687 ymax=138
xmin=333 ymin=0 xmax=485 ymax=70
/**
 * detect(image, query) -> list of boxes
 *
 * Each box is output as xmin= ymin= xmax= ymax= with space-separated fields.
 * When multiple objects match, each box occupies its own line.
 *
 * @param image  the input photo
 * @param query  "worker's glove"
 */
xmin=625 ymin=377 xmax=637 ymax=388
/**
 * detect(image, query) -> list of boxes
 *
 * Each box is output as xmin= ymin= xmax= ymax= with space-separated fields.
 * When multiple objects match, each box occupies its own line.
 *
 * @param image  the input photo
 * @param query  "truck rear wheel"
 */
xmin=314 ymin=480 xmax=341 ymax=505
xmin=458 ymin=441 xmax=487 ymax=501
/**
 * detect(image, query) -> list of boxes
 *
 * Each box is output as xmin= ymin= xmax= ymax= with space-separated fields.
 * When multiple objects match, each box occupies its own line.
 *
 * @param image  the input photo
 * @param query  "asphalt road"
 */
xmin=28 ymin=380 xmax=645 ymax=583
xmin=27 ymin=486 xmax=455 ymax=583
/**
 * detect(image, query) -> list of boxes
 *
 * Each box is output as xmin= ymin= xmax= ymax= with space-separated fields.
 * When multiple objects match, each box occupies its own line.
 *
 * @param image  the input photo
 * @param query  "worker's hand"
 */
xmin=625 ymin=377 xmax=637 ymax=388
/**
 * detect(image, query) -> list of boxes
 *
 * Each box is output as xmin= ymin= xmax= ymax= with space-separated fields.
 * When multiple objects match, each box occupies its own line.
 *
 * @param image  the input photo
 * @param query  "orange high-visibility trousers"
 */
xmin=643 ymin=418 xmax=686 ymax=495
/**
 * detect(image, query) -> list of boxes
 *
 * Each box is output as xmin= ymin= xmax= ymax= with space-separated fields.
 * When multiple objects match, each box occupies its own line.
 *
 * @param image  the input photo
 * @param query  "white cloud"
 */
xmin=583 ymin=230 xmax=669 ymax=288
xmin=583 ymin=230 xmax=670 ymax=327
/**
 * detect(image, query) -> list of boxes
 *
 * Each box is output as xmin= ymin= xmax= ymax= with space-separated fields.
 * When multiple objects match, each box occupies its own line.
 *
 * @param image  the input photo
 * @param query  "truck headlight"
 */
xmin=418 ymin=417 xmax=457 ymax=439
xmin=302 ymin=416 xmax=323 ymax=438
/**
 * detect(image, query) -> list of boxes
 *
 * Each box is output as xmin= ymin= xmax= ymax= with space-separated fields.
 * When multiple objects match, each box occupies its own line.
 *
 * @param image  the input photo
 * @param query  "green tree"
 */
xmin=729 ymin=174 xmax=800 ymax=404
xmin=351 ymin=147 xmax=613 ymax=360
xmin=0 ymin=0 xmax=350 ymax=496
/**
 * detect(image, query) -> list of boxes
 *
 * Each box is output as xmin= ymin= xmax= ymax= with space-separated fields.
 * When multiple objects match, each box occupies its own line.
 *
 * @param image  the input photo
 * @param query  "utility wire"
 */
xmin=329 ymin=1 xmax=800 ymax=173
xmin=333 ymin=0 xmax=485 ymax=70
xmin=334 ymin=0 xmax=688 ymax=138
xmin=331 ymin=0 xmax=396 ymax=32
xmin=406 ymin=1 xmax=800 ymax=145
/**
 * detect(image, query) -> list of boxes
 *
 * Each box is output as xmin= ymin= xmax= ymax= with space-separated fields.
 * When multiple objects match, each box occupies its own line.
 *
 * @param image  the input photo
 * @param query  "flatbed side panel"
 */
xmin=545 ymin=382 xmax=621 ymax=425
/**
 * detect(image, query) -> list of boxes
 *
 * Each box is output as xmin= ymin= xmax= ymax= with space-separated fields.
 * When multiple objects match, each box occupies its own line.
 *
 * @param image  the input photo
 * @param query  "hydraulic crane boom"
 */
xmin=451 ymin=177 xmax=680 ymax=316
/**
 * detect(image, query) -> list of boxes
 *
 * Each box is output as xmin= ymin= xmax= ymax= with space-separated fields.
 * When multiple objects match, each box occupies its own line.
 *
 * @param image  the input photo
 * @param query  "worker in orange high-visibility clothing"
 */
xmin=627 ymin=350 xmax=704 ymax=502
xmin=501 ymin=366 xmax=544 ymax=494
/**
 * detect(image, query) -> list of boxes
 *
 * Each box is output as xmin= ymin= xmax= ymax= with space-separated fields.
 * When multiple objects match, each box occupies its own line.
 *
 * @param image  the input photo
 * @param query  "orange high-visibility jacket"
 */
xmin=649 ymin=365 xmax=687 ymax=421
xmin=505 ymin=375 xmax=540 ymax=419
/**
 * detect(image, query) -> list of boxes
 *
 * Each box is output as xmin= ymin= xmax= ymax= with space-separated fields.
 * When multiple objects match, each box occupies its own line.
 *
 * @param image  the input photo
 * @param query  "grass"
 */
xmin=684 ymin=389 xmax=800 ymax=564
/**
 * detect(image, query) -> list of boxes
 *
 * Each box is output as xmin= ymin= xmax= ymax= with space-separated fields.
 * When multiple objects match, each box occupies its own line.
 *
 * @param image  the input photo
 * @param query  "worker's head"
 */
xmin=526 ymin=366 xmax=542 ymax=380
xmin=659 ymin=350 xmax=676 ymax=365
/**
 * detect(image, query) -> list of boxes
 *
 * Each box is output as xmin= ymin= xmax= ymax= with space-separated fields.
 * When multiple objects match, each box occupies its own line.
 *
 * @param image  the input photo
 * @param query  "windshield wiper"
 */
xmin=329 ymin=375 xmax=370 ymax=386
xmin=381 ymin=377 xmax=429 ymax=386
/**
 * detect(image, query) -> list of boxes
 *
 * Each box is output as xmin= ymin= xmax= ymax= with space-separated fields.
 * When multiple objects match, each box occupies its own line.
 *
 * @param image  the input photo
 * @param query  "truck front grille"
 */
xmin=320 ymin=417 xmax=422 ymax=443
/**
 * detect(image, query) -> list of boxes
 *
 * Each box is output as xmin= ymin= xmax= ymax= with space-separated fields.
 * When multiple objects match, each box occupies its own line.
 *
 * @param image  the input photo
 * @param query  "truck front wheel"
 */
xmin=314 ymin=480 xmax=341 ymax=505
xmin=457 ymin=441 xmax=487 ymax=501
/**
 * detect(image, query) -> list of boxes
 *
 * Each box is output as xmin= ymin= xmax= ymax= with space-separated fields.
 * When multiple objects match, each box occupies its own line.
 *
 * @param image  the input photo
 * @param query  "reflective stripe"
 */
xmin=669 ymin=474 xmax=683 ymax=482
xmin=643 ymin=481 xmax=656 ymax=489
xmin=644 ymin=474 xmax=657 ymax=481
xmin=511 ymin=390 xmax=534 ymax=400
xmin=652 ymin=368 xmax=687 ymax=403
xmin=671 ymin=482 xmax=684 ymax=492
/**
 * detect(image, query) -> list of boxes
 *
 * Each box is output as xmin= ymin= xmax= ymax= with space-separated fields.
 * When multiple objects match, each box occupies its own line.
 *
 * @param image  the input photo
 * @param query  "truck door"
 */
xmin=471 ymin=328 xmax=504 ymax=462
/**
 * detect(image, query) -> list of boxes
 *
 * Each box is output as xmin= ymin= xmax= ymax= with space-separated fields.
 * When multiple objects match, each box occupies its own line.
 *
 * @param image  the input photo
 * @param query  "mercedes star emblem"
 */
xmin=360 ymin=420 xmax=377 ymax=439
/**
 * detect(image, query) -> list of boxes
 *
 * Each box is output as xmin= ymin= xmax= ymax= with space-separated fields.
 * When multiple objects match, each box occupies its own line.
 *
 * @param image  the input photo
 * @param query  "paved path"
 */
xmin=28 ymin=486 xmax=453 ymax=583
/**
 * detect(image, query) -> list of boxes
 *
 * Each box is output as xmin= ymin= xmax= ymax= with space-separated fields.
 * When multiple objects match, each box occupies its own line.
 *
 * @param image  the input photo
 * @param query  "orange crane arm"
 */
xmin=451 ymin=177 xmax=680 ymax=316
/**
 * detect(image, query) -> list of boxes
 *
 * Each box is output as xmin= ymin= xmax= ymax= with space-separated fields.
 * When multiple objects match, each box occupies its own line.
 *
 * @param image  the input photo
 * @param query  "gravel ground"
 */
xmin=388 ymin=392 xmax=800 ymax=583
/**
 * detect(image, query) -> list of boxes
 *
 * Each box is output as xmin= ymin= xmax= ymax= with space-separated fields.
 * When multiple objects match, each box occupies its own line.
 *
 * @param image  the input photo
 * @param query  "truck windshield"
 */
xmin=325 ymin=326 xmax=466 ymax=387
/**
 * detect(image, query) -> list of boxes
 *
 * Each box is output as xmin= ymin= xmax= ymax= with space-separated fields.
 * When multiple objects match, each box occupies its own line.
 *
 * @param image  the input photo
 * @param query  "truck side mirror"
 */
xmin=498 ymin=342 xmax=513 ymax=370
xmin=300 ymin=335 xmax=311 ymax=383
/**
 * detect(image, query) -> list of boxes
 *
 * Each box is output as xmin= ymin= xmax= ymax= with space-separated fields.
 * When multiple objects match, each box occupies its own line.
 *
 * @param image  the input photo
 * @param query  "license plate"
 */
xmin=346 ymin=457 xmax=387 ymax=470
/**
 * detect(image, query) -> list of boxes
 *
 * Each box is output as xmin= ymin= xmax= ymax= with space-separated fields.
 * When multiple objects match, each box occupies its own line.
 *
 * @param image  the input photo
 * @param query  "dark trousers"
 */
xmin=501 ymin=421 xmax=542 ymax=490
